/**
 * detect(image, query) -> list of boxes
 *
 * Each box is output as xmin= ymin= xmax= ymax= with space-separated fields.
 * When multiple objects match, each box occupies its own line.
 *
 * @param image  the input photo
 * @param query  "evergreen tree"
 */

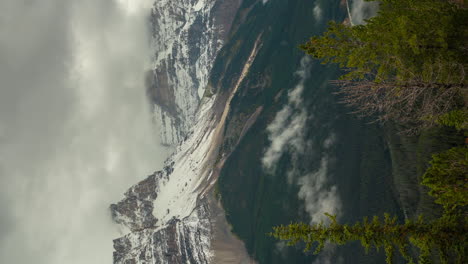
xmin=301 ymin=0 xmax=467 ymax=129
xmin=270 ymin=213 xmax=467 ymax=264
xmin=302 ymin=0 xmax=467 ymax=82
xmin=270 ymin=2 xmax=468 ymax=263
xmin=422 ymin=146 xmax=468 ymax=210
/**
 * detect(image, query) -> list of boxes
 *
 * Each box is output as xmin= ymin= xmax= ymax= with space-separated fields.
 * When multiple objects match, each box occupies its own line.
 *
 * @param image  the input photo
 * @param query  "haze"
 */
xmin=0 ymin=0 xmax=169 ymax=263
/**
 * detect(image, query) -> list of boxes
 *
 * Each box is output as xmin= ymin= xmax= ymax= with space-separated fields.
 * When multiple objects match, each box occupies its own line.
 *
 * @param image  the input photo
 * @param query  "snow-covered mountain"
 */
xmin=147 ymin=0 xmax=240 ymax=145
xmin=110 ymin=1 xmax=261 ymax=263
xmin=111 ymin=94 xmax=217 ymax=232
xmin=111 ymin=29 xmax=263 ymax=264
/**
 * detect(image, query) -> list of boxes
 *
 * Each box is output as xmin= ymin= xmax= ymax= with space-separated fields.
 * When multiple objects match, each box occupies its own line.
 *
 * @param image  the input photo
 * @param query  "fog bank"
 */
xmin=0 ymin=0 xmax=169 ymax=263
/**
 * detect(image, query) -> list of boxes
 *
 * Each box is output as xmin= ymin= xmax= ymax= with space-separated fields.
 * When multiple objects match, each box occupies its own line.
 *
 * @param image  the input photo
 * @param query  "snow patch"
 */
xmin=194 ymin=0 xmax=205 ymax=11
xmin=152 ymin=96 xmax=217 ymax=224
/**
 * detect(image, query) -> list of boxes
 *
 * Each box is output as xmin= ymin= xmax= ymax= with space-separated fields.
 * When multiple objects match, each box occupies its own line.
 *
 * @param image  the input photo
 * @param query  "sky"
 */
xmin=0 ymin=0 xmax=169 ymax=263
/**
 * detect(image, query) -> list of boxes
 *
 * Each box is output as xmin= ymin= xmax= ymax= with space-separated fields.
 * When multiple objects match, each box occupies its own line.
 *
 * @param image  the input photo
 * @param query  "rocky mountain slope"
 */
xmin=147 ymin=0 xmax=240 ymax=145
xmin=111 ymin=88 xmax=218 ymax=263
xmin=110 ymin=1 xmax=263 ymax=263
xmin=111 ymin=31 xmax=262 ymax=261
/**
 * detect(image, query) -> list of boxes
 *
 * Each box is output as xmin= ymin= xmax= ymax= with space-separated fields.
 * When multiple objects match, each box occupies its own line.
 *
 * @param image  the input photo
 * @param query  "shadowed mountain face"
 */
xmin=209 ymin=1 xmax=404 ymax=263
xmin=147 ymin=0 xmax=241 ymax=146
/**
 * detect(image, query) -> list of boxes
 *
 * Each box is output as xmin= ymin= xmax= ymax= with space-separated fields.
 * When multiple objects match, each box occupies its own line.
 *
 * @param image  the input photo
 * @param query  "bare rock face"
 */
xmin=110 ymin=159 xmax=213 ymax=263
xmin=110 ymin=95 xmax=217 ymax=263
xmin=110 ymin=169 xmax=168 ymax=232
xmin=147 ymin=0 xmax=241 ymax=146
xmin=112 ymin=199 xmax=212 ymax=264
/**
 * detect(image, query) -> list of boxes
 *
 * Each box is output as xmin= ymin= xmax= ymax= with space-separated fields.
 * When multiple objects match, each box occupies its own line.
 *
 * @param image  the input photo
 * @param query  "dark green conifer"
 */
xmin=270 ymin=212 xmax=467 ymax=264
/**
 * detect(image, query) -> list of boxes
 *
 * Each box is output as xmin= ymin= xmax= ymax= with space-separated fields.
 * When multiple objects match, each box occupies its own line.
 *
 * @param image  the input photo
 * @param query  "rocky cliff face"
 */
xmin=110 ymin=88 xmax=254 ymax=263
xmin=112 ymin=198 xmax=212 ymax=264
xmin=147 ymin=0 xmax=241 ymax=145
xmin=111 ymin=91 xmax=218 ymax=263
xmin=110 ymin=33 xmax=264 ymax=264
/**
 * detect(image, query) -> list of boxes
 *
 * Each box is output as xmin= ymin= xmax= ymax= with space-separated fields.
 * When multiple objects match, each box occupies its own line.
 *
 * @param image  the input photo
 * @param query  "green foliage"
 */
xmin=270 ymin=212 xmax=467 ymax=264
xmin=270 ymin=146 xmax=468 ymax=263
xmin=301 ymin=0 xmax=467 ymax=129
xmin=435 ymin=110 xmax=468 ymax=131
xmin=422 ymin=146 xmax=468 ymax=210
xmin=272 ymin=3 xmax=468 ymax=262
xmin=301 ymin=0 xmax=467 ymax=83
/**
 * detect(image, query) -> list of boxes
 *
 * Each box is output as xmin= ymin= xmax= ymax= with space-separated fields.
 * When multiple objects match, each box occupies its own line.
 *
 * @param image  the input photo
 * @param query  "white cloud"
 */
xmin=297 ymin=155 xmax=341 ymax=224
xmin=0 ymin=0 xmax=168 ymax=263
xmin=349 ymin=0 xmax=379 ymax=25
xmin=275 ymin=241 xmax=289 ymax=259
xmin=261 ymin=56 xmax=342 ymax=263
xmin=323 ymin=133 xmax=336 ymax=149
xmin=262 ymin=106 xmax=308 ymax=170
xmin=311 ymin=244 xmax=343 ymax=264
xmin=298 ymin=135 xmax=341 ymax=264
xmin=262 ymin=57 xmax=311 ymax=171
xmin=313 ymin=3 xmax=323 ymax=21
xmin=261 ymin=54 xmax=341 ymax=227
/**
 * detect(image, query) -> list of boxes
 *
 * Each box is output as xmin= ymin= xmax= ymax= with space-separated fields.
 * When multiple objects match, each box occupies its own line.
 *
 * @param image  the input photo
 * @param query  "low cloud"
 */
xmin=261 ymin=58 xmax=341 ymax=224
xmin=275 ymin=241 xmax=289 ymax=259
xmin=296 ymin=133 xmax=340 ymax=225
xmin=311 ymin=244 xmax=344 ymax=264
xmin=350 ymin=0 xmax=379 ymax=25
xmin=262 ymin=56 xmax=341 ymax=262
xmin=298 ymin=135 xmax=341 ymax=264
xmin=313 ymin=3 xmax=323 ymax=21
xmin=0 ymin=0 xmax=168 ymax=263
xmin=262 ymin=57 xmax=311 ymax=171
xmin=297 ymin=155 xmax=341 ymax=224
xmin=262 ymin=106 xmax=308 ymax=170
